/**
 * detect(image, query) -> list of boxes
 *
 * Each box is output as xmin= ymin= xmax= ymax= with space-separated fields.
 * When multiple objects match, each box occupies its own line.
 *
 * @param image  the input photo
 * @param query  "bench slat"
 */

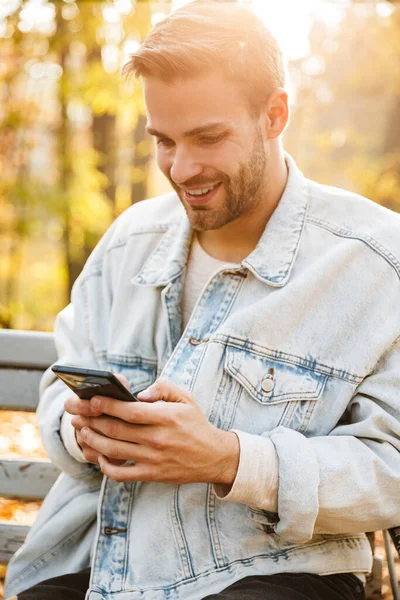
xmin=0 ymin=368 xmax=44 ymax=411
xmin=0 ymin=523 xmax=30 ymax=563
xmin=0 ymin=330 xmax=56 ymax=369
xmin=0 ymin=460 xmax=60 ymax=499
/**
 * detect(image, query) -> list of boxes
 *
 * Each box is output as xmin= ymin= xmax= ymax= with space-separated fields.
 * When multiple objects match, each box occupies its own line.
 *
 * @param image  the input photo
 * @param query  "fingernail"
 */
xmin=138 ymin=388 xmax=152 ymax=399
xmin=81 ymin=427 xmax=88 ymax=438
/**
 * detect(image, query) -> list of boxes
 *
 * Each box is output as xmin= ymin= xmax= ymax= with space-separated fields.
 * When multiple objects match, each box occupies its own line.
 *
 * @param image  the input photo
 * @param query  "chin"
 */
xmin=187 ymin=211 xmax=234 ymax=232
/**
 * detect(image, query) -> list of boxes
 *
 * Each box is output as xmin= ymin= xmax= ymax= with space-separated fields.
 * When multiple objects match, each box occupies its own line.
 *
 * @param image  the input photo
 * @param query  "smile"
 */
xmin=185 ymin=183 xmax=220 ymax=197
xmin=184 ymin=182 xmax=222 ymax=206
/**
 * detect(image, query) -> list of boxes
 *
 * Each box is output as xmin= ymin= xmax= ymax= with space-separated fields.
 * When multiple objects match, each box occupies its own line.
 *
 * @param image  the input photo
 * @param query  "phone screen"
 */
xmin=52 ymin=365 xmax=139 ymax=402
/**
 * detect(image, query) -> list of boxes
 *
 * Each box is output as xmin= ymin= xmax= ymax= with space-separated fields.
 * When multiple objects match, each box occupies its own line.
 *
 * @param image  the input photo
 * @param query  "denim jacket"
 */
xmin=5 ymin=154 xmax=400 ymax=600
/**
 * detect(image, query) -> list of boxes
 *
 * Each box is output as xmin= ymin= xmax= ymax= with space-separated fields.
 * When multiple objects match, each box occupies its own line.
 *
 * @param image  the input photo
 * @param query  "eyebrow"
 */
xmin=146 ymin=122 xmax=233 ymax=139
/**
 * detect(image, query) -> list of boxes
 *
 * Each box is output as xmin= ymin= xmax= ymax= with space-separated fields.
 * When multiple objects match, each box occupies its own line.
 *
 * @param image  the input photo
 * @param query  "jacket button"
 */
xmin=261 ymin=376 xmax=275 ymax=393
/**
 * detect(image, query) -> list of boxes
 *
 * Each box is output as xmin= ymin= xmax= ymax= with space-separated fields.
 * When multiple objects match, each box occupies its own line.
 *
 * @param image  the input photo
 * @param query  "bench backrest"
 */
xmin=0 ymin=329 xmax=60 ymax=564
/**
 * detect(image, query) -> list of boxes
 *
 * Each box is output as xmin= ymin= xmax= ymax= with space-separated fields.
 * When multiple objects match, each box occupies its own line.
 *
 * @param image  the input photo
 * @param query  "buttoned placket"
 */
xmin=90 ymin=267 xmax=247 ymax=596
xmin=161 ymin=267 xmax=248 ymax=389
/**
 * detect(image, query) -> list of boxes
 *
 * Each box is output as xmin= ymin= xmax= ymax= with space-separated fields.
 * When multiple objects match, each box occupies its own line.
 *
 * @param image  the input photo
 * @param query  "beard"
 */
xmin=168 ymin=126 xmax=268 ymax=231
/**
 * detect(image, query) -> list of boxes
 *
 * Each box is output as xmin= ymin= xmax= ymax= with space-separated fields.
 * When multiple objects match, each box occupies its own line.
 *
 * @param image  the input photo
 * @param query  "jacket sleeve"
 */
xmin=37 ymin=223 xmax=118 ymax=478
xmin=255 ymin=335 xmax=400 ymax=544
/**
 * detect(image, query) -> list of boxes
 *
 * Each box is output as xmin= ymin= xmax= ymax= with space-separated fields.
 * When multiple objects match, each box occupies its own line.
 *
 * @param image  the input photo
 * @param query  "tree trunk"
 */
xmin=131 ymin=114 xmax=150 ymax=205
xmin=93 ymin=111 xmax=117 ymax=209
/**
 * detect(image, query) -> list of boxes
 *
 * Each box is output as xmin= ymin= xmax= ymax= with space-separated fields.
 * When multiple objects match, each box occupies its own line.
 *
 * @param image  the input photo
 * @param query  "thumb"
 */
xmin=114 ymin=373 xmax=130 ymax=390
xmin=137 ymin=379 xmax=194 ymax=405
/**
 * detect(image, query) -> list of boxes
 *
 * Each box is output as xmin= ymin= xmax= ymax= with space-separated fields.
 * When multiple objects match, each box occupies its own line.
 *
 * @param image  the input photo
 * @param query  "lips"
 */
xmin=186 ymin=183 xmax=219 ymax=197
xmin=184 ymin=182 xmax=222 ymax=206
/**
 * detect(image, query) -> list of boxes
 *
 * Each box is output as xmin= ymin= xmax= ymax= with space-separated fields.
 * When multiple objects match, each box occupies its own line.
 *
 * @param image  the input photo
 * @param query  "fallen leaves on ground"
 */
xmin=0 ymin=498 xmax=42 ymax=526
xmin=0 ymin=411 xmax=47 ymax=461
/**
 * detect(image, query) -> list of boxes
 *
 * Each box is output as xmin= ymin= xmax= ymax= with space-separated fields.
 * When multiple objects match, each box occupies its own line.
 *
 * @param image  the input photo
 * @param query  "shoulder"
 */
xmin=79 ymin=192 xmax=184 ymax=276
xmin=306 ymin=179 xmax=400 ymax=277
xmin=89 ymin=192 xmax=182 ymax=255
xmin=110 ymin=191 xmax=184 ymax=243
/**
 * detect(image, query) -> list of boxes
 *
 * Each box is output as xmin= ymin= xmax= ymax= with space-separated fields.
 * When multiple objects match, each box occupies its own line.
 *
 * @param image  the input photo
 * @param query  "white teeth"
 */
xmin=187 ymin=184 xmax=218 ymax=196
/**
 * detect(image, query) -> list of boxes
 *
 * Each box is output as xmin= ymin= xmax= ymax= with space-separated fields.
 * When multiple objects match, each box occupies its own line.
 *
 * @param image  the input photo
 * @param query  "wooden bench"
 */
xmin=0 ymin=329 xmax=60 ymax=565
xmin=0 ymin=328 xmax=398 ymax=599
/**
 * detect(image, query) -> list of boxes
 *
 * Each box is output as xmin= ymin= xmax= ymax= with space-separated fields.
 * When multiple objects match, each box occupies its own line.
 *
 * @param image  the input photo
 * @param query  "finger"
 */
xmin=71 ymin=415 xmax=113 ymax=434
xmin=89 ymin=395 xmax=166 ymax=425
xmin=72 ymin=415 xmax=159 ymax=445
xmin=75 ymin=434 xmax=101 ymax=465
xmin=77 ymin=433 xmax=127 ymax=466
xmin=113 ymin=373 xmax=130 ymax=390
xmin=64 ymin=395 xmax=103 ymax=417
xmin=80 ymin=427 xmax=157 ymax=462
xmin=82 ymin=449 xmax=101 ymax=465
xmin=137 ymin=379 xmax=195 ymax=405
xmin=71 ymin=415 xmax=91 ymax=431
xmin=98 ymin=455 xmax=156 ymax=483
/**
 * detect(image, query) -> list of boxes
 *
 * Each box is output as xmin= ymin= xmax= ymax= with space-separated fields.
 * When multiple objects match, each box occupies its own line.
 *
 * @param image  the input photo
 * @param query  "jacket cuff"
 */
xmin=37 ymin=376 xmax=98 ymax=478
xmin=213 ymin=430 xmax=278 ymax=512
xmin=60 ymin=411 xmax=89 ymax=463
xmin=267 ymin=426 xmax=320 ymax=544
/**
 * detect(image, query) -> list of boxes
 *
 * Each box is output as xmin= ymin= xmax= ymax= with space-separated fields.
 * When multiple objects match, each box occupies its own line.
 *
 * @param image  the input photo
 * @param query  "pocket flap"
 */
xmin=107 ymin=359 xmax=156 ymax=394
xmin=224 ymin=347 xmax=326 ymax=404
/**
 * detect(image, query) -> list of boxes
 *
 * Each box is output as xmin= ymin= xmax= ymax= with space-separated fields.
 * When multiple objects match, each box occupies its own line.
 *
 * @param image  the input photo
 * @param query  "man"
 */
xmin=5 ymin=2 xmax=400 ymax=599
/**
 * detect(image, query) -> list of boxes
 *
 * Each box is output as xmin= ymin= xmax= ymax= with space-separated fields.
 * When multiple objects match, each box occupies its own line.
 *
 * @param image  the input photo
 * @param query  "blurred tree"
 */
xmin=1 ymin=0 xmax=400 ymax=330
xmin=285 ymin=1 xmax=400 ymax=214
xmin=0 ymin=0 xmax=161 ymax=328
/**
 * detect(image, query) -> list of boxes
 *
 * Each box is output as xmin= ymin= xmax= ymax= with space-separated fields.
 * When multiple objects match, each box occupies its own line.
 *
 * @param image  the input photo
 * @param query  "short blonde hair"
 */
xmin=122 ymin=1 xmax=286 ymax=114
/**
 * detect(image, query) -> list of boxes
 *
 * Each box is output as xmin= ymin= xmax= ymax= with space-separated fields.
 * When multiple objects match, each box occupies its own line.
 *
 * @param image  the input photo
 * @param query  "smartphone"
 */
xmin=51 ymin=365 xmax=139 ymax=402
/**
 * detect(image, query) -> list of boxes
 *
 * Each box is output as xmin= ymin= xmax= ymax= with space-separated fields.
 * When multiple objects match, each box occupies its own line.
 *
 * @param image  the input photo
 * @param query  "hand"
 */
xmin=64 ymin=374 xmax=129 ymax=466
xmin=70 ymin=379 xmax=240 ymax=485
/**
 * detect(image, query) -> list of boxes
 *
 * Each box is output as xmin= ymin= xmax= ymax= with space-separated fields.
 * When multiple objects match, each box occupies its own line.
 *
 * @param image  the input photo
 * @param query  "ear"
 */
xmin=265 ymin=88 xmax=289 ymax=140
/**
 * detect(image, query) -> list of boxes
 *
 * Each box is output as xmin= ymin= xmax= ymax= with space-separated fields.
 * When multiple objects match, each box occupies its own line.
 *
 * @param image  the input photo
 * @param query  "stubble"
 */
xmin=172 ymin=126 xmax=268 ymax=231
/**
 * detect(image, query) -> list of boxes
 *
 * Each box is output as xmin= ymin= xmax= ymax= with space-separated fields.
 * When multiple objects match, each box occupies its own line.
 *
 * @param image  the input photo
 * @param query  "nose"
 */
xmin=170 ymin=146 xmax=202 ymax=186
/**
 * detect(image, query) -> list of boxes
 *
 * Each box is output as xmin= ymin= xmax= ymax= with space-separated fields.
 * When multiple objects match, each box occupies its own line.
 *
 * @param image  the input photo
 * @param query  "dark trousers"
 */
xmin=10 ymin=568 xmax=365 ymax=600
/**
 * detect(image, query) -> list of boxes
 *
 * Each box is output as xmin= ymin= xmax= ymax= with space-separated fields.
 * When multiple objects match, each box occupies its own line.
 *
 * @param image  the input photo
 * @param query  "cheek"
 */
xmin=202 ymin=144 xmax=241 ymax=174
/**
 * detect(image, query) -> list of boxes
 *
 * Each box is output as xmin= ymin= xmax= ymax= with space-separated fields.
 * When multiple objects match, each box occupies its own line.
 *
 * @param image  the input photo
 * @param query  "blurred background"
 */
xmin=0 ymin=2 xmax=400 ymax=597
xmin=1 ymin=0 xmax=400 ymax=331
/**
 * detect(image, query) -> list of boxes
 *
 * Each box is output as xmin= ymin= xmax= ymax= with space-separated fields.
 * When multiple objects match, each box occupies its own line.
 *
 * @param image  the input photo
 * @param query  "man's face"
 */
xmin=144 ymin=71 xmax=269 ymax=231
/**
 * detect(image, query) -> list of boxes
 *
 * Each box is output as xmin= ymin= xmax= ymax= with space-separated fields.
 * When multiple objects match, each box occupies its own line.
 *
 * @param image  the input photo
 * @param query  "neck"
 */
xmin=197 ymin=145 xmax=288 ymax=263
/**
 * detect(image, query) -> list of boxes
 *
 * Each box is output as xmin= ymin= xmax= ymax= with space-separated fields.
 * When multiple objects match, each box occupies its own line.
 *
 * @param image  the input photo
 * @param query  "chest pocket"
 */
xmin=223 ymin=346 xmax=327 ymax=433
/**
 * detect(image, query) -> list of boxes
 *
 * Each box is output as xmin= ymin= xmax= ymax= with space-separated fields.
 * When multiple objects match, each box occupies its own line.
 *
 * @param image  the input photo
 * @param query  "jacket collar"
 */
xmin=131 ymin=216 xmax=193 ymax=286
xmin=131 ymin=153 xmax=308 ymax=288
xmin=243 ymin=153 xmax=308 ymax=287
